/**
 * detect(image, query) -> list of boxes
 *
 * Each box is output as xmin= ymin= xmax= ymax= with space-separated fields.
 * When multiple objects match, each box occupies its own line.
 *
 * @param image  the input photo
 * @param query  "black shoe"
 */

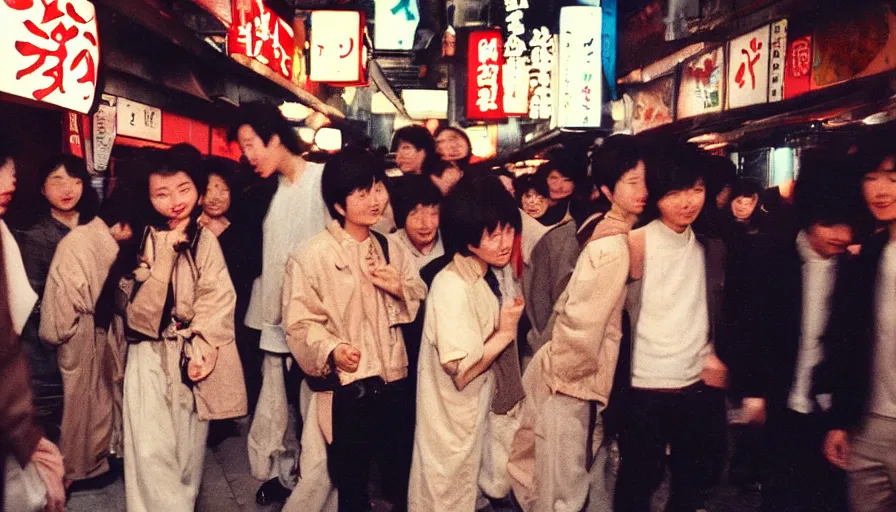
xmin=255 ymin=478 xmax=291 ymax=505
xmin=207 ymin=419 xmax=241 ymax=447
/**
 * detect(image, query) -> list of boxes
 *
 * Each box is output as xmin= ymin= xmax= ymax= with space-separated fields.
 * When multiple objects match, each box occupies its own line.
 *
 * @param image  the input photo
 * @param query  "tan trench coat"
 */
xmin=39 ymin=218 xmax=119 ymax=481
xmin=126 ymin=226 xmax=247 ymax=421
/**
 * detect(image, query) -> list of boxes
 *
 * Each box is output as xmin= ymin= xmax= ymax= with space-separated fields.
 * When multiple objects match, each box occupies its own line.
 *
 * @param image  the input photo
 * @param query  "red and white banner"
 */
xmin=467 ymin=29 xmax=505 ymax=121
xmin=228 ymin=0 xmax=295 ymax=80
xmin=0 ymin=0 xmax=100 ymax=114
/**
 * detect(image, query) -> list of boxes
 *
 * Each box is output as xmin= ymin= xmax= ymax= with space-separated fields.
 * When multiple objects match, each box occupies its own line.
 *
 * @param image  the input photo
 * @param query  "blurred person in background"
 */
xmin=513 ymin=173 xmax=550 ymax=222
xmin=392 ymin=125 xmax=438 ymax=176
xmin=434 ymin=126 xmax=473 ymax=169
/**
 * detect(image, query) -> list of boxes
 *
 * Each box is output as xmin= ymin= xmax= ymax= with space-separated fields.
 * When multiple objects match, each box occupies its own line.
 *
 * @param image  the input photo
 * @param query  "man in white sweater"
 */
xmin=615 ymin=142 xmax=728 ymax=512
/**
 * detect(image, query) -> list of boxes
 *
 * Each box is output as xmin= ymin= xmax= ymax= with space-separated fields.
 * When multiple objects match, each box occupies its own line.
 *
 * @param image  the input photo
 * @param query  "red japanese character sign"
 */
xmin=0 ymin=0 xmax=99 ymax=114
xmin=309 ymin=10 xmax=365 ymax=84
xmin=228 ymin=0 xmax=295 ymax=80
xmin=467 ymin=29 xmax=505 ymax=121
xmin=727 ymin=25 xmax=771 ymax=109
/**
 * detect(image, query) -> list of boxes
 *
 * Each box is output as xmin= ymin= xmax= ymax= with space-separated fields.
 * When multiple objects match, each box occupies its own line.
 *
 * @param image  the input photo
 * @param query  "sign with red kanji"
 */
xmin=467 ymin=29 xmax=506 ymax=121
xmin=727 ymin=25 xmax=771 ymax=109
xmin=784 ymin=34 xmax=812 ymax=99
xmin=309 ymin=10 xmax=365 ymax=84
xmin=228 ymin=0 xmax=295 ymax=80
xmin=0 ymin=0 xmax=100 ymax=114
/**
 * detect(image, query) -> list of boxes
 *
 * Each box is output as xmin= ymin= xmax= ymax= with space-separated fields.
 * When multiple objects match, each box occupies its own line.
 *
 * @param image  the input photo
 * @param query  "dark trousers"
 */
xmin=236 ymin=326 xmax=263 ymax=415
xmin=614 ymin=383 xmax=728 ymax=512
xmin=327 ymin=377 xmax=414 ymax=512
xmin=761 ymin=408 xmax=847 ymax=512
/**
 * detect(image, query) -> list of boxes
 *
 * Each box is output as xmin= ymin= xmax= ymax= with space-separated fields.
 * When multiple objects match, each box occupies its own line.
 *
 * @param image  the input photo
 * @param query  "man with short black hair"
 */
xmin=228 ymin=103 xmax=330 ymax=505
xmin=615 ymin=142 xmax=728 ymax=512
xmin=284 ymin=148 xmax=426 ymax=512
xmin=390 ymin=175 xmax=445 ymax=271
xmin=509 ymin=134 xmax=648 ymax=511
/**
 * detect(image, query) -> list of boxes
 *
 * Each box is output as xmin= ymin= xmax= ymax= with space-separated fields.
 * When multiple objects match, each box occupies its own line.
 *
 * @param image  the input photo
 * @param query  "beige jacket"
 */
xmin=284 ymin=221 xmax=427 ymax=385
xmin=538 ymin=214 xmax=631 ymax=404
xmin=126 ymin=226 xmax=247 ymax=421
xmin=39 ymin=218 xmax=118 ymax=480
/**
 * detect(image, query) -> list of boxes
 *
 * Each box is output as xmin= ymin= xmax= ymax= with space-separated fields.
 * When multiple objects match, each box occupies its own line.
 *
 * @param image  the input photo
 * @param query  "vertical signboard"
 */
xmin=677 ymin=46 xmax=724 ymax=118
xmin=0 ymin=0 xmax=99 ymax=114
xmin=529 ymin=28 xmax=555 ymax=120
xmin=375 ymin=0 xmax=419 ymax=50
xmin=558 ymin=6 xmax=603 ymax=128
xmin=467 ymin=29 xmax=505 ymax=121
xmin=768 ymin=20 xmax=788 ymax=102
xmin=228 ymin=0 xmax=295 ymax=80
xmin=727 ymin=25 xmax=771 ymax=109
xmin=503 ymin=0 xmax=530 ymax=115
xmin=784 ymin=34 xmax=812 ymax=99
xmin=310 ymin=11 xmax=365 ymax=84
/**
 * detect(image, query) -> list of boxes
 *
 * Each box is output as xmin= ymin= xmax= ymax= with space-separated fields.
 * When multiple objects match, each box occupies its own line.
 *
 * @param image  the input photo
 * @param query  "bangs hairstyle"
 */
xmin=392 ymin=175 xmax=442 ymax=229
xmin=227 ymin=103 xmax=308 ymax=156
xmin=794 ymin=149 xmax=869 ymax=234
xmin=852 ymin=130 xmax=896 ymax=177
xmin=321 ymin=148 xmax=389 ymax=225
xmin=38 ymin=154 xmax=99 ymax=223
xmin=434 ymin=126 xmax=473 ymax=168
xmin=513 ymin=173 xmax=550 ymax=203
xmin=703 ymin=155 xmax=737 ymax=198
xmin=0 ymin=137 xmax=17 ymax=166
xmin=201 ymin=156 xmax=243 ymax=212
xmin=391 ymin=125 xmax=436 ymax=155
xmin=730 ymin=179 xmax=762 ymax=200
xmin=590 ymin=134 xmax=646 ymax=191
xmin=140 ymin=145 xmax=205 ymax=229
xmin=646 ymin=142 xmax=707 ymax=201
xmin=440 ymin=176 xmax=522 ymax=256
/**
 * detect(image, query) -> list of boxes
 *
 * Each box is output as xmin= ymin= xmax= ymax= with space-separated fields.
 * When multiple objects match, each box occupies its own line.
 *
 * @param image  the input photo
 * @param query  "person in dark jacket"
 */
xmin=757 ymin=162 xmax=863 ymax=511
xmin=824 ymin=136 xmax=896 ymax=511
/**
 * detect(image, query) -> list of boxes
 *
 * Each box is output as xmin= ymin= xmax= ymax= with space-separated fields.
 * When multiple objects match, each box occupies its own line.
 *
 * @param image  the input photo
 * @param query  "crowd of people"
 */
xmin=2 ymin=101 xmax=896 ymax=512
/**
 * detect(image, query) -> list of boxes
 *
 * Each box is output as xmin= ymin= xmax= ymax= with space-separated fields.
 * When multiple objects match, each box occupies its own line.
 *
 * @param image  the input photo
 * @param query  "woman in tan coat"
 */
xmin=123 ymin=148 xmax=247 ymax=512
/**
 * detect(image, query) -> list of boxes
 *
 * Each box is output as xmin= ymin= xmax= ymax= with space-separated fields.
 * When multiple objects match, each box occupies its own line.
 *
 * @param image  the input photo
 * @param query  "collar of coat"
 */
xmin=451 ymin=253 xmax=488 ymax=284
xmin=326 ymin=220 xmax=386 ymax=271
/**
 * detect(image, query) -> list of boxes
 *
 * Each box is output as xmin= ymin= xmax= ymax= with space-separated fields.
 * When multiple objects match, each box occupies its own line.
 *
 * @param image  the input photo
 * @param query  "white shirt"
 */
xmin=1 ymin=220 xmax=37 ymax=334
xmin=389 ymin=229 xmax=445 ymax=272
xmin=631 ymin=220 xmax=709 ymax=389
xmin=787 ymin=231 xmax=838 ymax=414
xmin=870 ymin=241 xmax=896 ymax=418
xmin=245 ymin=163 xmax=329 ymax=353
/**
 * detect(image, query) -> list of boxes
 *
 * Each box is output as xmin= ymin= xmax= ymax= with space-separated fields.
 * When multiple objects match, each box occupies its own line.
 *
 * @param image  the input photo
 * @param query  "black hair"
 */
xmin=37 ymin=154 xmax=98 ymax=224
xmin=440 ymin=176 xmax=522 ymax=256
xmin=434 ymin=126 xmax=473 ymax=168
xmin=392 ymin=175 xmax=443 ymax=229
xmin=425 ymin=159 xmax=460 ymax=179
xmin=0 ymin=138 xmax=16 ymax=166
xmin=201 ymin=156 xmax=243 ymax=217
xmin=590 ymin=135 xmax=646 ymax=191
xmin=140 ymin=145 xmax=205 ymax=235
xmin=852 ymin=130 xmax=896 ymax=178
xmin=98 ymin=176 xmax=138 ymax=228
xmin=703 ymin=155 xmax=737 ymax=198
xmin=647 ymin=142 xmax=707 ymax=201
xmin=392 ymin=125 xmax=436 ymax=155
xmin=513 ymin=173 xmax=550 ymax=203
xmin=730 ymin=179 xmax=762 ymax=200
xmin=227 ymin=103 xmax=308 ymax=156
xmin=794 ymin=150 xmax=868 ymax=232
xmin=321 ymin=148 xmax=388 ymax=225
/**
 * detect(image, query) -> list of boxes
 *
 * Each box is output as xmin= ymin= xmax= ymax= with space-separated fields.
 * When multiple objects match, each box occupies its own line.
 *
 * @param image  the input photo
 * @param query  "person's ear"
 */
xmin=334 ymin=203 xmax=347 ymax=217
xmin=600 ymin=185 xmax=614 ymax=203
xmin=268 ymin=134 xmax=281 ymax=149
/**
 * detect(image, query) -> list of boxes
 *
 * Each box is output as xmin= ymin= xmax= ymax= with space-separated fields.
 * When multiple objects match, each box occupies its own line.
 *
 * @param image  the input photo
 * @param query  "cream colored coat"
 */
xmin=126 ymin=226 xmax=247 ymax=421
xmin=39 ymin=218 xmax=118 ymax=480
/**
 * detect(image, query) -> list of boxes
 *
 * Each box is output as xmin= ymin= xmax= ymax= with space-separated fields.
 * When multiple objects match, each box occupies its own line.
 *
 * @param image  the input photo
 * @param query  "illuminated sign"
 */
xmin=528 ymin=28 xmax=555 ymax=120
xmin=677 ymin=46 xmax=724 ymax=118
xmin=503 ymin=0 xmax=530 ymax=115
xmin=784 ymin=34 xmax=812 ymax=99
xmin=0 ymin=0 xmax=99 ymax=114
xmin=727 ymin=24 xmax=771 ymax=109
xmin=310 ymin=10 xmax=365 ymax=84
xmin=467 ymin=29 xmax=505 ymax=121
xmin=228 ymin=0 xmax=295 ymax=80
xmin=558 ymin=6 xmax=603 ymax=128
xmin=768 ymin=20 xmax=788 ymax=102
xmin=375 ymin=0 xmax=419 ymax=50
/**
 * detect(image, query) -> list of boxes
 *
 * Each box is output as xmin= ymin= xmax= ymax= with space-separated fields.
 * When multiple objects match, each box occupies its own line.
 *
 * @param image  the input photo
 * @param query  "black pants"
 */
xmin=327 ymin=377 xmax=414 ymax=512
xmin=761 ymin=408 xmax=847 ymax=512
xmin=614 ymin=383 xmax=728 ymax=512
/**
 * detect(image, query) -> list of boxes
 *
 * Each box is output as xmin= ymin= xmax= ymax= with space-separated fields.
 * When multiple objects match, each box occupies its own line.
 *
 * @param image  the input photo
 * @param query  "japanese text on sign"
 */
xmin=309 ymin=10 xmax=365 ymax=84
xmin=0 ymin=0 xmax=99 ymax=114
xmin=529 ymin=27 xmax=555 ymax=120
xmin=728 ymin=25 xmax=771 ymax=109
xmin=768 ymin=20 xmax=788 ymax=102
xmin=558 ymin=6 xmax=603 ymax=128
xmin=502 ymin=0 xmax=530 ymax=115
xmin=467 ymin=29 xmax=505 ymax=120
xmin=228 ymin=0 xmax=295 ymax=80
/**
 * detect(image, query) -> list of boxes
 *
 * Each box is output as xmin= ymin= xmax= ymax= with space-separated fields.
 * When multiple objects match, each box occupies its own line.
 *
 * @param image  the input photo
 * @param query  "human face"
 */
xmin=0 ymin=158 xmax=16 ymax=217
xmin=237 ymin=125 xmax=280 ymax=178
xmin=607 ymin=161 xmax=648 ymax=216
xmin=547 ymin=170 xmax=575 ymax=201
xmin=435 ymin=130 xmax=471 ymax=163
xmin=405 ymin=204 xmax=440 ymax=251
xmin=396 ymin=141 xmax=426 ymax=174
xmin=862 ymin=156 xmax=896 ymax=224
xmin=202 ymin=174 xmax=232 ymax=219
xmin=43 ymin=165 xmax=83 ymax=213
xmin=469 ymin=223 xmax=515 ymax=268
xmin=807 ymin=223 xmax=853 ymax=259
xmin=521 ymin=189 xmax=548 ymax=218
xmin=431 ymin=165 xmax=464 ymax=196
xmin=341 ymin=180 xmax=388 ymax=228
xmin=731 ymin=194 xmax=758 ymax=221
xmin=657 ymin=179 xmax=706 ymax=233
xmin=149 ymin=171 xmax=199 ymax=224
